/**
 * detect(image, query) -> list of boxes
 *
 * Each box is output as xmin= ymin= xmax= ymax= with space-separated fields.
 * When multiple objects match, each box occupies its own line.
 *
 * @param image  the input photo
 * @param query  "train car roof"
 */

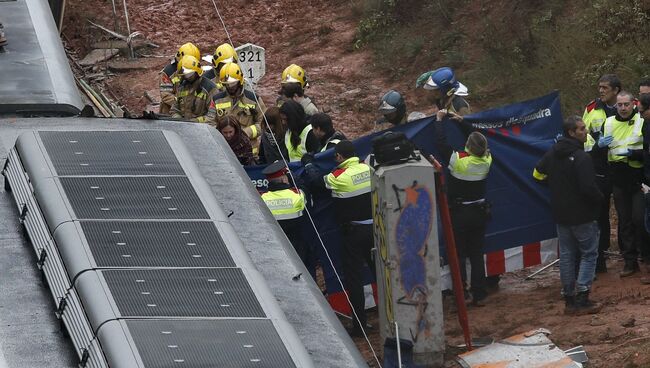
xmin=0 ymin=0 xmax=83 ymax=116
xmin=0 ymin=117 xmax=368 ymax=368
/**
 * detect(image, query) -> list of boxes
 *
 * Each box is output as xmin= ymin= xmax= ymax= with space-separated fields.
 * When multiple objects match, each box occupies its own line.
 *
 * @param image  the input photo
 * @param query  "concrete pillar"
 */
xmin=372 ymin=159 xmax=444 ymax=366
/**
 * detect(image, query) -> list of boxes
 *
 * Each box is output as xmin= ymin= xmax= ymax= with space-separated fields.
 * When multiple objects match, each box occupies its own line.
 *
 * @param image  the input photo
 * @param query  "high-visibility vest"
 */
xmin=325 ymin=157 xmax=371 ymax=198
xmin=261 ymin=188 xmax=305 ymax=220
xmin=285 ymin=125 xmax=312 ymax=162
xmin=603 ymin=113 xmax=644 ymax=168
xmin=320 ymin=138 xmax=341 ymax=152
xmin=582 ymin=102 xmax=608 ymax=152
xmin=448 ymin=151 xmax=492 ymax=181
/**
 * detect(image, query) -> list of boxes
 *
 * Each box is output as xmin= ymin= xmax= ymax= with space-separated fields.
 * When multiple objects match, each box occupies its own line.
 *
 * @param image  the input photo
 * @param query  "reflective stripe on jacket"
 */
xmin=261 ymin=188 xmax=305 ymax=220
xmin=286 ymin=125 xmax=313 ymax=162
xmin=325 ymin=157 xmax=371 ymax=198
xmin=603 ymin=113 xmax=644 ymax=168
xmin=449 ymin=151 xmax=492 ymax=181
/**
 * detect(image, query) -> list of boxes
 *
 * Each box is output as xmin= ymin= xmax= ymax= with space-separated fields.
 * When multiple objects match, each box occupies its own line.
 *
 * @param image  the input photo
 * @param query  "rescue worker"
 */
xmin=416 ymin=66 xmax=471 ymax=116
xmin=170 ymin=55 xmax=218 ymax=123
xmin=434 ymin=109 xmax=491 ymax=306
xmin=582 ymin=74 xmax=621 ymax=273
xmin=277 ymin=64 xmax=319 ymax=117
xmin=260 ymin=161 xmax=311 ymax=266
xmin=203 ymin=43 xmax=238 ymax=88
xmin=211 ymin=62 xmax=266 ymax=143
xmin=281 ymin=100 xmax=320 ymax=161
xmin=375 ymin=90 xmax=407 ymax=131
xmin=310 ymin=113 xmax=347 ymax=152
xmin=640 ymin=79 xmax=650 ymax=96
xmin=160 ymin=42 xmax=201 ymax=114
xmin=600 ymin=91 xmax=649 ymax=277
xmin=303 ymin=140 xmax=374 ymax=336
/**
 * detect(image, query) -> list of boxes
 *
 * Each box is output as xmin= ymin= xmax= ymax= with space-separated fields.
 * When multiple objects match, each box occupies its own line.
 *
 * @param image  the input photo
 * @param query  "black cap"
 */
xmin=335 ymin=140 xmax=356 ymax=159
xmin=262 ymin=161 xmax=288 ymax=179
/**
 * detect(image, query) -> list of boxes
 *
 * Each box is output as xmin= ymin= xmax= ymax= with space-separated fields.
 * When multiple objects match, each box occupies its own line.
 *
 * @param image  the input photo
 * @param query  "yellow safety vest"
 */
xmin=320 ymin=139 xmax=341 ymax=152
xmin=261 ymin=188 xmax=305 ymax=220
xmin=583 ymin=104 xmax=607 ymax=152
xmin=325 ymin=157 xmax=371 ymax=198
xmin=603 ymin=113 xmax=644 ymax=168
xmin=449 ymin=151 xmax=492 ymax=181
xmin=285 ymin=125 xmax=312 ymax=162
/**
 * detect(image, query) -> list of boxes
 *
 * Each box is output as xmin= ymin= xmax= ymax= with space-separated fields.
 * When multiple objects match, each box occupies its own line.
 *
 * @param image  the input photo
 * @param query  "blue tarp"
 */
xmin=246 ymin=91 xmax=562 ymax=295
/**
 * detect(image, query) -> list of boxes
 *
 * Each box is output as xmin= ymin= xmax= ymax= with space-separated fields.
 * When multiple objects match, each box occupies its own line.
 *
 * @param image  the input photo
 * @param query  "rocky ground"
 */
xmin=61 ymin=1 xmax=650 ymax=367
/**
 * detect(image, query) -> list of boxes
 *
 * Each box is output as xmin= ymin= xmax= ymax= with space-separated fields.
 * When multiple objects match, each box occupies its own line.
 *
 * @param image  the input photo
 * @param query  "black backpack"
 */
xmin=371 ymin=131 xmax=419 ymax=167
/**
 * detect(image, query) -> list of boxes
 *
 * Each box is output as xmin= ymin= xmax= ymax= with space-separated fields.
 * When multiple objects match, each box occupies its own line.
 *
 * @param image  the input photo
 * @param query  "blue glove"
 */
xmin=598 ymin=135 xmax=613 ymax=148
xmin=416 ymin=71 xmax=434 ymax=88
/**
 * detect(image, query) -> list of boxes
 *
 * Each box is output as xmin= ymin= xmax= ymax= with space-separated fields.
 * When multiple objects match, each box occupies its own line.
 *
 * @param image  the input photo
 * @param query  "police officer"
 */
xmin=277 ymin=64 xmax=319 ymax=117
xmin=303 ymin=140 xmax=374 ymax=336
xmin=435 ymin=109 xmax=492 ymax=306
xmin=160 ymin=43 xmax=201 ymax=115
xmin=600 ymin=91 xmax=649 ymax=277
xmin=416 ymin=67 xmax=471 ymax=116
xmin=210 ymin=63 xmax=266 ymax=143
xmin=376 ymin=90 xmax=407 ymax=131
xmin=582 ymin=74 xmax=621 ymax=273
xmin=261 ymin=161 xmax=312 ymax=267
xmin=170 ymin=55 xmax=218 ymax=123
xmin=310 ymin=113 xmax=347 ymax=152
xmin=203 ymin=43 xmax=238 ymax=89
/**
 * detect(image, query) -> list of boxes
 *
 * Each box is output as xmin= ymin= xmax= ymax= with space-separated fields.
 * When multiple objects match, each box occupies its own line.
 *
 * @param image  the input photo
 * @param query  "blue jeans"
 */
xmin=557 ymin=221 xmax=599 ymax=296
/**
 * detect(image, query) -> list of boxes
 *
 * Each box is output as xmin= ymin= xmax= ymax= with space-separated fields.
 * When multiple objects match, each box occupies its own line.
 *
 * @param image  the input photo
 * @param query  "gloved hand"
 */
xmin=161 ymin=93 xmax=176 ymax=105
xmin=598 ymin=135 xmax=613 ymax=148
xmin=416 ymin=71 xmax=434 ymax=88
xmin=301 ymin=152 xmax=315 ymax=166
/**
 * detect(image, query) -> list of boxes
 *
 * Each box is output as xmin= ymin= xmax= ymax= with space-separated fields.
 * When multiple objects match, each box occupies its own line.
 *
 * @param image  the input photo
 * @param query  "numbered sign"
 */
xmin=235 ymin=43 xmax=266 ymax=86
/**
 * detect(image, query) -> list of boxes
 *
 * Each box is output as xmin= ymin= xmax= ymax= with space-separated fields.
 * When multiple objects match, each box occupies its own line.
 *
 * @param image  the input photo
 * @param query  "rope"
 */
xmin=208 ymin=1 xmax=383 ymax=366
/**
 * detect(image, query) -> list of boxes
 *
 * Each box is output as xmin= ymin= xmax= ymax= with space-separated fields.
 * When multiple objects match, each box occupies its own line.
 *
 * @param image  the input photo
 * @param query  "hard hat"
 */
xmin=178 ymin=55 xmax=203 ymax=77
xmin=417 ymin=67 xmax=468 ymax=97
xmin=281 ymin=64 xmax=308 ymax=88
xmin=378 ymin=90 xmax=405 ymax=114
xmin=220 ymin=62 xmax=244 ymax=85
xmin=213 ymin=43 xmax=237 ymax=67
xmin=175 ymin=42 xmax=201 ymax=63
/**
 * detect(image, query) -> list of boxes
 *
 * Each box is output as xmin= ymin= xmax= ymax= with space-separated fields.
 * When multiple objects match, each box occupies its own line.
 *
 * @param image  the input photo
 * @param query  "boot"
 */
xmin=574 ymin=291 xmax=602 ymax=315
xmin=563 ymin=295 xmax=577 ymax=315
xmin=620 ymin=261 xmax=639 ymax=277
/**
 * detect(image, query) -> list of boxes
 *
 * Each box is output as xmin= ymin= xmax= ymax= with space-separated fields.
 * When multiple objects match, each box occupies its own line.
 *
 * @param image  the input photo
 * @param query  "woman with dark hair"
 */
xmin=280 ymin=100 xmax=320 ymax=162
xmin=258 ymin=106 xmax=288 ymax=164
xmin=217 ymin=115 xmax=255 ymax=166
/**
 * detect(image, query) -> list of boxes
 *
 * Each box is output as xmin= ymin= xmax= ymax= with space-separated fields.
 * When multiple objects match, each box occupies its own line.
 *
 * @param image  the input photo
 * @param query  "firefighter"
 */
xmin=260 ymin=161 xmax=312 ymax=266
xmin=416 ymin=66 xmax=471 ymax=116
xmin=170 ymin=55 xmax=218 ymax=123
xmin=303 ymin=140 xmax=374 ymax=336
xmin=434 ymin=109 xmax=491 ymax=306
xmin=600 ymin=91 xmax=649 ymax=277
xmin=211 ymin=62 xmax=266 ymax=143
xmin=277 ymin=64 xmax=319 ymax=117
xmin=203 ymin=43 xmax=238 ymax=89
xmin=376 ymin=90 xmax=407 ymax=131
xmin=582 ymin=74 xmax=621 ymax=273
xmin=160 ymin=42 xmax=201 ymax=115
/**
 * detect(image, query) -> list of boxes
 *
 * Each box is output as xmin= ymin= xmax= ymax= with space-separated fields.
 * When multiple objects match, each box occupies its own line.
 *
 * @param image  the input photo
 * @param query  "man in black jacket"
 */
xmin=533 ymin=115 xmax=603 ymax=315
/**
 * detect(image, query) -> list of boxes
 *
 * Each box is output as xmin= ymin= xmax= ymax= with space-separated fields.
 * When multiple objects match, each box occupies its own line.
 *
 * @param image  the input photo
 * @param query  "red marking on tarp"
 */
xmin=486 ymin=250 xmax=505 ymax=275
xmin=512 ymin=125 xmax=521 ymax=136
xmin=499 ymin=128 xmax=509 ymax=136
xmin=523 ymin=242 xmax=542 ymax=267
xmin=488 ymin=129 xmax=496 ymax=136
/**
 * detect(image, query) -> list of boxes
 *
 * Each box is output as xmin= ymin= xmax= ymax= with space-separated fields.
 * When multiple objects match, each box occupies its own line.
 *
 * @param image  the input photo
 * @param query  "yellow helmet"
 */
xmin=178 ymin=55 xmax=203 ymax=76
xmin=219 ymin=62 xmax=244 ymax=85
xmin=175 ymin=42 xmax=201 ymax=62
xmin=281 ymin=64 xmax=308 ymax=88
xmin=213 ymin=43 xmax=237 ymax=67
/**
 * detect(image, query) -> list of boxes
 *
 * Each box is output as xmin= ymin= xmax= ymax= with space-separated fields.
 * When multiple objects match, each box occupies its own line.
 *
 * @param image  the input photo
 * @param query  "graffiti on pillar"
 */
xmin=372 ymin=190 xmax=394 ymax=324
xmin=393 ymin=181 xmax=433 ymax=342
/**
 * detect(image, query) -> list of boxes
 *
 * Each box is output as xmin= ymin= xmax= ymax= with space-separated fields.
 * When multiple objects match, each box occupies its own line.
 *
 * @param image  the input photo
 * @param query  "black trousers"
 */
xmin=612 ymin=185 xmax=650 ymax=264
xmin=280 ymin=219 xmax=314 ymax=272
xmin=341 ymin=222 xmax=375 ymax=329
xmin=451 ymin=204 xmax=488 ymax=301
xmin=595 ymin=175 xmax=612 ymax=259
